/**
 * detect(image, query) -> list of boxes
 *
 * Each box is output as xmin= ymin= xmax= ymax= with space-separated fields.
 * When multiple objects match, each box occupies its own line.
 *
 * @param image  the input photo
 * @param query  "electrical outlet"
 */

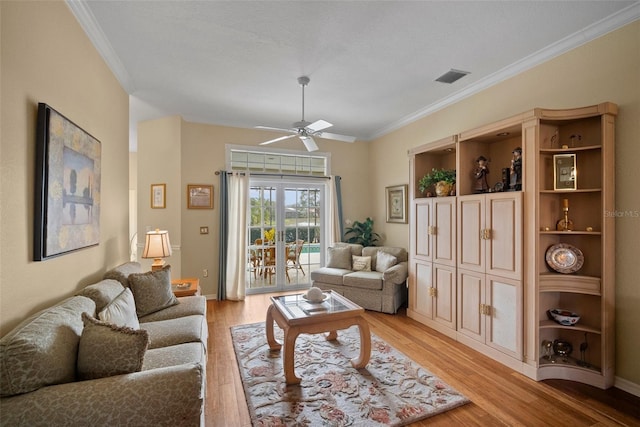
xmin=203 ymin=269 xmax=208 ymax=277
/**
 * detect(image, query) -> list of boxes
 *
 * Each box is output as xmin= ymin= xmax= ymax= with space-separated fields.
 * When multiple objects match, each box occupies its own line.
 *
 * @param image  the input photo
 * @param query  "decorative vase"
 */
xmin=435 ymin=181 xmax=452 ymax=197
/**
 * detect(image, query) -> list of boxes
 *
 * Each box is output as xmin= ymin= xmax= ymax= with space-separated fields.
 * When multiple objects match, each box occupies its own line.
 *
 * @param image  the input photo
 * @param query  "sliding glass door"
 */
xmin=246 ymin=179 xmax=324 ymax=293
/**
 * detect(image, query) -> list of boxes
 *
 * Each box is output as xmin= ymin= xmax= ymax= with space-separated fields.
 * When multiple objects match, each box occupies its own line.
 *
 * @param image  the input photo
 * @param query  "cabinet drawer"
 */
xmin=539 ymin=274 xmax=601 ymax=295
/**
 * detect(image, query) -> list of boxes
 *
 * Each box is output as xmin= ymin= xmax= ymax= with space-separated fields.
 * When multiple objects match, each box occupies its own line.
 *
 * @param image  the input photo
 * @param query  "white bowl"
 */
xmin=548 ymin=308 xmax=580 ymax=326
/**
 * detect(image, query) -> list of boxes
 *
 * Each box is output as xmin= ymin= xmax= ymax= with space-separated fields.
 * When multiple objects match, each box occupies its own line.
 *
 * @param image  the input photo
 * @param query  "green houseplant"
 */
xmin=418 ymin=168 xmax=456 ymax=196
xmin=344 ymin=217 xmax=380 ymax=247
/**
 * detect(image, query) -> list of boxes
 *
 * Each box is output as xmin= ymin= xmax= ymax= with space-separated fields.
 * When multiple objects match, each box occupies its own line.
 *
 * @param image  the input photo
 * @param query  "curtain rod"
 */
xmin=215 ymin=171 xmax=331 ymax=180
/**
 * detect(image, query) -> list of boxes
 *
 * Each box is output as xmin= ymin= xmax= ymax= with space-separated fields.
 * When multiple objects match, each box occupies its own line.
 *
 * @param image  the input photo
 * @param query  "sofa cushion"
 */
xmin=352 ymin=255 xmax=372 ymax=272
xmin=343 ymin=271 xmax=383 ymax=290
xmin=141 ymin=315 xmax=207 ymax=349
xmin=78 ymin=279 xmax=125 ymax=313
xmin=334 ymin=242 xmax=364 ymax=256
xmin=142 ymin=342 xmax=206 ymax=371
xmin=139 ymin=296 xmax=206 ymax=323
xmin=375 ymin=251 xmax=398 ymax=273
xmin=129 ymin=265 xmax=179 ymax=317
xmin=0 ymin=296 xmax=95 ymax=397
xmin=363 ymin=246 xmax=408 ymax=270
xmin=77 ymin=313 xmax=149 ymax=380
xmin=310 ymin=267 xmax=352 ymax=286
xmin=98 ymin=288 xmax=140 ymax=329
xmin=327 ymin=246 xmax=352 ymax=269
xmin=103 ymin=261 xmax=143 ymax=288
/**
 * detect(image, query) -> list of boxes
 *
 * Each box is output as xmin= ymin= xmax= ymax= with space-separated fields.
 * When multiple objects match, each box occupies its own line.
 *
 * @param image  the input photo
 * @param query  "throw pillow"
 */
xmin=98 ymin=288 xmax=140 ymax=329
xmin=352 ymin=255 xmax=372 ymax=272
xmin=375 ymin=251 xmax=398 ymax=273
xmin=327 ymin=246 xmax=352 ymax=269
xmin=77 ymin=313 xmax=149 ymax=380
xmin=128 ymin=265 xmax=179 ymax=317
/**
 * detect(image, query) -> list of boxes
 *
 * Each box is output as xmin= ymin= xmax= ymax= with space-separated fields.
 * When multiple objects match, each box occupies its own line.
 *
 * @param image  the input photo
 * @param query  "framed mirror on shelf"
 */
xmin=553 ymin=154 xmax=577 ymax=190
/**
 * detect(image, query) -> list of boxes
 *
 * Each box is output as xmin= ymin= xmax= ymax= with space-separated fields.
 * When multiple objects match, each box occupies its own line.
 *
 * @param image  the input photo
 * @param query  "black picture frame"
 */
xmin=34 ymin=103 xmax=101 ymax=261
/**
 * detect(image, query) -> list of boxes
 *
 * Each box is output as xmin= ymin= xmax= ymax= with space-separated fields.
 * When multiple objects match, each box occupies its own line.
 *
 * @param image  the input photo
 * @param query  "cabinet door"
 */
xmin=433 ymin=263 xmax=456 ymax=330
xmin=457 ymin=195 xmax=485 ymax=273
xmin=433 ymin=198 xmax=457 ymax=266
xmin=457 ymin=268 xmax=484 ymax=343
xmin=486 ymin=192 xmax=522 ymax=280
xmin=486 ymin=275 xmax=522 ymax=360
xmin=412 ymin=261 xmax=433 ymax=319
xmin=413 ymin=200 xmax=432 ymax=261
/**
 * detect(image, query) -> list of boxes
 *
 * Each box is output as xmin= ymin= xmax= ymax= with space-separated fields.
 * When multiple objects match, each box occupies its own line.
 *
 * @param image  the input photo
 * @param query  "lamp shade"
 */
xmin=142 ymin=229 xmax=171 ymax=270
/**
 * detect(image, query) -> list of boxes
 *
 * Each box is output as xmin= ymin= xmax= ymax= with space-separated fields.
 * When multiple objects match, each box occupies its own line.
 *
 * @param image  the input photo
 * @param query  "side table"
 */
xmin=171 ymin=277 xmax=200 ymax=297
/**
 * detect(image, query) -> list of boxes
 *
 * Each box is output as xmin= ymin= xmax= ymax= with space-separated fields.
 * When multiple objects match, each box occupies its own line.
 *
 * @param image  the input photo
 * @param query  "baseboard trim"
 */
xmin=614 ymin=376 xmax=640 ymax=397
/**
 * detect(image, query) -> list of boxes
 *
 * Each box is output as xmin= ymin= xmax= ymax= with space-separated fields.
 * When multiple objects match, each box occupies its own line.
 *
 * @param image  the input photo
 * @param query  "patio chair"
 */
xmin=286 ymin=239 xmax=305 ymax=281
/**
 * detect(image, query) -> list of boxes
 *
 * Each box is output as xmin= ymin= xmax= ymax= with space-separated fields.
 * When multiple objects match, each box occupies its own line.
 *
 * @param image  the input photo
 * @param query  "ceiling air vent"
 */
xmin=435 ymin=69 xmax=470 ymax=84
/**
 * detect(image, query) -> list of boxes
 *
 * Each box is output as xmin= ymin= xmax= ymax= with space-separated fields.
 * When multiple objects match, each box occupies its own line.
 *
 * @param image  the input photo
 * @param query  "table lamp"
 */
xmin=142 ymin=229 xmax=172 ymax=271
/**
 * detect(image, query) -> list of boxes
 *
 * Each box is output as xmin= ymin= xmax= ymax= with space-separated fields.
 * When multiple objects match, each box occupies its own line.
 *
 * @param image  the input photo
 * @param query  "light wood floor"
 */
xmin=205 ymin=293 xmax=640 ymax=426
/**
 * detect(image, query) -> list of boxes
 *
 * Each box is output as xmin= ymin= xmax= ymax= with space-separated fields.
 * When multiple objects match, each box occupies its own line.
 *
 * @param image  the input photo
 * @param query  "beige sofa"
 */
xmin=0 ymin=262 xmax=207 ymax=426
xmin=310 ymin=244 xmax=408 ymax=314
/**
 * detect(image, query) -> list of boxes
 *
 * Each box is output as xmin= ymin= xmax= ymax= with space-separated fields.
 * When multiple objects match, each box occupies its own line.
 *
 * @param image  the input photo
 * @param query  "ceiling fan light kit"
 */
xmin=257 ymin=76 xmax=356 ymax=152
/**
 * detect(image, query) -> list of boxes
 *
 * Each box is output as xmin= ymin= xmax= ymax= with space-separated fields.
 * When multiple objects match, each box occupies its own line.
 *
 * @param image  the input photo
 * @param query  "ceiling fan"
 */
xmin=257 ymin=76 xmax=356 ymax=152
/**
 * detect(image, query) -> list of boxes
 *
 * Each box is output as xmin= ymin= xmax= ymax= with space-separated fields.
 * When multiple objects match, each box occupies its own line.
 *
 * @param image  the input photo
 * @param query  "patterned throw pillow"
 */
xmin=98 ymin=288 xmax=140 ymax=329
xmin=375 ymin=251 xmax=398 ymax=273
xmin=327 ymin=246 xmax=352 ymax=269
xmin=128 ymin=265 xmax=179 ymax=317
xmin=77 ymin=313 xmax=149 ymax=380
xmin=352 ymin=255 xmax=372 ymax=272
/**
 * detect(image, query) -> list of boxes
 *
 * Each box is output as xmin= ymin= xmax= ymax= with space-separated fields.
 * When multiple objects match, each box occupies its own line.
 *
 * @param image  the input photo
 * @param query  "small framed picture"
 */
xmin=553 ymin=154 xmax=577 ymax=190
xmin=151 ymin=184 xmax=166 ymax=209
xmin=386 ymin=184 xmax=408 ymax=223
xmin=187 ymin=184 xmax=214 ymax=209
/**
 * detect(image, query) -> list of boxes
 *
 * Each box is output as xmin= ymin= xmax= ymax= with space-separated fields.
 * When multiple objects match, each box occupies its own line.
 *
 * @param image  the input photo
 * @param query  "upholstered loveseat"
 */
xmin=310 ymin=244 xmax=408 ymax=314
xmin=0 ymin=262 xmax=207 ymax=426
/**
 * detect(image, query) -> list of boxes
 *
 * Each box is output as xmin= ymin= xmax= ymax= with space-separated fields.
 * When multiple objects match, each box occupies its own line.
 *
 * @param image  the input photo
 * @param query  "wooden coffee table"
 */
xmin=266 ymin=291 xmax=371 ymax=385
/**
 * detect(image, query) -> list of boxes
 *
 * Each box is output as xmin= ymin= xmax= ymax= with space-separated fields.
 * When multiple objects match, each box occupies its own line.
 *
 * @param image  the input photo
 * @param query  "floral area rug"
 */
xmin=231 ymin=322 xmax=469 ymax=426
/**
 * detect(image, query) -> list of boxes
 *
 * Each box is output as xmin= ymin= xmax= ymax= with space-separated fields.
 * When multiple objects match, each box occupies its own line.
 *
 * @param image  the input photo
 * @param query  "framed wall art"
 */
xmin=151 ymin=184 xmax=166 ymax=208
xmin=553 ymin=154 xmax=577 ymax=190
xmin=34 ymin=103 xmax=101 ymax=261
xmin=386 ymin=184 xmax=408 ymax=223
xmin=187 ymin=184 xmax=213 ymax=209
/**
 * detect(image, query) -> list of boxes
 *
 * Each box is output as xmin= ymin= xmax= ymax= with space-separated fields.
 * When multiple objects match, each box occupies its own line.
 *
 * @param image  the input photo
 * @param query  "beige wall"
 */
xmin=0 ymin=2 xmax=130 ymax=335
xmin=137 ymin=118 xmax=372 ymax=294
xmin=369 ymin=22 xmax=640 ymax=385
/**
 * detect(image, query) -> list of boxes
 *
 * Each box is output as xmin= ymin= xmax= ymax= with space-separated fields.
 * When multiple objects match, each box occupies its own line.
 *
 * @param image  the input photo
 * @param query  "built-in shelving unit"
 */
xmin=407 ymin=103 xmax=616 ymax=389
xmin=529 ymin=103 xmax=617 ymax=389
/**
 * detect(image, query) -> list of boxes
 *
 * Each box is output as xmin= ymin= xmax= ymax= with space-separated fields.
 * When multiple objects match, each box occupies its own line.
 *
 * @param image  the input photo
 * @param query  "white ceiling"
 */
xmin=68 ymin=1 xmax=639 ymax=151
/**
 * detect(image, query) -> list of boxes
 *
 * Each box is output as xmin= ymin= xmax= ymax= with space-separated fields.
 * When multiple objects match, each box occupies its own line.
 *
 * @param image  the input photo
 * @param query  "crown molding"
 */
xmin=66 ymin=0 xmax=136 ymax=93
xmin=368 ymin=2 xmax=640 ymax=140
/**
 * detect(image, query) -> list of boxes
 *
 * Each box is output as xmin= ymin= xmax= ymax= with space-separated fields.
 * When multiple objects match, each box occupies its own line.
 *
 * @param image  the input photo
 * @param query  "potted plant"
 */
xmin=418 ymin=168 xmax=456 ymax=196
xmin=344 ymin=217 xmax=380 ymax=247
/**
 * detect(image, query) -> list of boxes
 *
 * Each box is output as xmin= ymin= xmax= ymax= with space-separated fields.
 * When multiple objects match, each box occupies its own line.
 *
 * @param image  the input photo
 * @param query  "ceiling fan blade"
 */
xmin=306 ymin=119 xmax=332 ymax=133
xmin=256 ymin=125 xmax=296 ymax=133
xmin=316 ymin=132 xmax=356 ymax=143
xmin=300 ymin=136 xmax=319 ymax=152
xmin=260 ymin=134 xmax=297 ymax=146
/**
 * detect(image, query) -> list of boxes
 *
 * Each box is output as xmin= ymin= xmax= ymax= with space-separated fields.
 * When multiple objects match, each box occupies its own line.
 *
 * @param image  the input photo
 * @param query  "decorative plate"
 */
xmin=545 ymin=243 xmax=584 ymax=274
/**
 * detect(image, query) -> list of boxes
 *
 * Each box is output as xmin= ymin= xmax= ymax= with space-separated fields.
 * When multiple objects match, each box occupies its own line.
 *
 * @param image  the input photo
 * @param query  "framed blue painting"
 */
xmin=34 ymin=103 xmax=101 ymax=260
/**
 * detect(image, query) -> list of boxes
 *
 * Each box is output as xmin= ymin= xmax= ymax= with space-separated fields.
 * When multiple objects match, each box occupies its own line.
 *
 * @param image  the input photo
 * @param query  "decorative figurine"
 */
xmin=473 ymin=156 xmax=490 ymax=193
xmin=510 ymin=147 xmax=522 ymax=191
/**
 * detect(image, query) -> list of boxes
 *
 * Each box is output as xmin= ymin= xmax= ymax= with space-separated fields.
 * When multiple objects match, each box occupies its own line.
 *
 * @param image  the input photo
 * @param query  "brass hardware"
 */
xmin=429 ymin=287 xmax=437 ymax=297
xmin=485 ymin=229 xmax=491 ymax=240
xmin=428 ymin=226 xmax=436 ymax=235
xmin=479 ymin=303 xmax=493 ymax=315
